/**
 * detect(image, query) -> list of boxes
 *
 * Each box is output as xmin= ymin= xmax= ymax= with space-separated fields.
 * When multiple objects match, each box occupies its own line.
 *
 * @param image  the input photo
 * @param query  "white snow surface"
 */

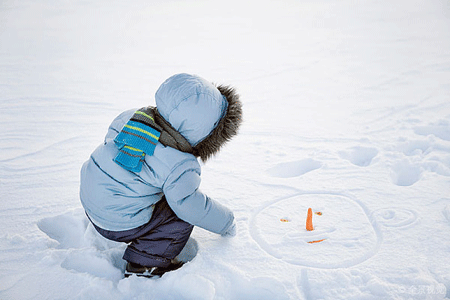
xmin=1 ymin=0 xmax=450 ymax=299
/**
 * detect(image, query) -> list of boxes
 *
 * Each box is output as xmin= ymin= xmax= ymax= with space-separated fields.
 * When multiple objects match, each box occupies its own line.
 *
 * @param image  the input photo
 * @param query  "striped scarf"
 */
xmin=113 ymin=107 xmax=193 ymax=172
xmin=113 ymin=108 xmax=161 ymax=172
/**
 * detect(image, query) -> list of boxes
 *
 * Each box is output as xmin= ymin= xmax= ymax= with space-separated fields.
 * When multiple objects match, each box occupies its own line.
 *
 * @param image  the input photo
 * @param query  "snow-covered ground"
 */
xmin=1 ymin=0 xmax=450 ymax=299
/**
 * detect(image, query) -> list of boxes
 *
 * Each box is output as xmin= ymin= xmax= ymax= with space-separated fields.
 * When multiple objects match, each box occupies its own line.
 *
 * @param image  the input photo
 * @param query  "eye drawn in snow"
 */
xmin=266 ymin=159 xmax=322 ymax=178
xmin=338 ymin=146 xmax=378 ymax=167
xmin=250 ymin=193 xmax=381 ymax=269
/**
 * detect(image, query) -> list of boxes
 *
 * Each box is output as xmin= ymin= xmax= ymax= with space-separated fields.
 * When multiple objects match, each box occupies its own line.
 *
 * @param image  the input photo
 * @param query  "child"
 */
xmin=80 ymin=73 xmax=242 ymax=277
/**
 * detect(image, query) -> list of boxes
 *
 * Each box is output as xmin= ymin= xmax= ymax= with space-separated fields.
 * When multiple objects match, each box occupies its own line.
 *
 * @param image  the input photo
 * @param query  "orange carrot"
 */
xmin=308 ymin=239 xmax=325 ymax=244
xmin=306 ymin=208 xmax=314 ymax=231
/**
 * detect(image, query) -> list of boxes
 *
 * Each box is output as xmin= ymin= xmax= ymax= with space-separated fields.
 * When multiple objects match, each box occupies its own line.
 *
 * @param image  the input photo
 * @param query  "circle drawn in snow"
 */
xmin=250 ymin=194 xmax=380 ymax=269
xmin=372 ymin=208 xmax=418 ymax=228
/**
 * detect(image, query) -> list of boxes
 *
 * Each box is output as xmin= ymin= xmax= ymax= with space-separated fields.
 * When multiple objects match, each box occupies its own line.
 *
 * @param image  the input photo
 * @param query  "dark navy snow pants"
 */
xmin=91 ymin=197 xmax=194 ymax=268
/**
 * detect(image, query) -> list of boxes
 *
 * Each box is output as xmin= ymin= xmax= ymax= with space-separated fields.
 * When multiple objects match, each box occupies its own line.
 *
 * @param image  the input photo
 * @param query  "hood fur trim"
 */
xmin=193 ymin=84 xmax=243 ymax=162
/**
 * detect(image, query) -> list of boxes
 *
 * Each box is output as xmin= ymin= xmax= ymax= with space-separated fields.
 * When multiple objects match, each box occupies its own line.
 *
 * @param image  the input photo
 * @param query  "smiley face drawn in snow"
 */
xmin=250 ymin=193 xmax=382 ymax=269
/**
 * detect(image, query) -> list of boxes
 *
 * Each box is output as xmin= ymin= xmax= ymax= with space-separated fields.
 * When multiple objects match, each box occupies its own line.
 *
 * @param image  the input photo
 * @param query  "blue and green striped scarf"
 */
xmin=113 ymin=108 xmax=161 ymax=172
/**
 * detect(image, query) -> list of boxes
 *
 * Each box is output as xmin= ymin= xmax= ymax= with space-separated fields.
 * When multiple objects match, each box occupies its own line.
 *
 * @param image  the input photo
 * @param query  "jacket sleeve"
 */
xmin=162 ymin=158 xmax=234 ymax=235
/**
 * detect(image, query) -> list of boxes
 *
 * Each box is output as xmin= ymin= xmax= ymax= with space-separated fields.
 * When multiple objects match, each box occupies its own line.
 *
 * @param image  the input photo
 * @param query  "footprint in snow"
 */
xmin=38 ymin=209 xmax=198 ymax=281
xmin=414 ymin=119 xmax=450 ymax=141
xmin=389 ymin=159 xmax=422 ymax=186
xmin=267 ymin=159 xmax=322 ymax=178
xmin=37 ymin=209 xmax=126 ymax=280
xmin=396 ymin=138 xmax=433 ymax=156
xmin=37 ymin=209 xmax=89 ymax=249
xmin=338 ymin=146 xmax=378 ymax=167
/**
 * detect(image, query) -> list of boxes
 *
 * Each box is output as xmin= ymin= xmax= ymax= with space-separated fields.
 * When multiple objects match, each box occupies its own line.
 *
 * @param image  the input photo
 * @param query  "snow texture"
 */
xmin=1 ymin=0 xmax=450 ymax=299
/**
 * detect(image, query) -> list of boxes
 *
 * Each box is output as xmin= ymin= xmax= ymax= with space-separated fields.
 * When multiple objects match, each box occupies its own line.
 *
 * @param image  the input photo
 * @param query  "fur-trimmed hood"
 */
xmin=192 ymin=84 xmax=242 ymax=161
xmin=155 ymin=73 xmax=242 ymax=162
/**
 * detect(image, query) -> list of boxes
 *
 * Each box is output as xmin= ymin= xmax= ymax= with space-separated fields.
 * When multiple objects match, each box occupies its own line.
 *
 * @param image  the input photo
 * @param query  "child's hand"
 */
xmin=221 ymin=221 xmax=237 ymax=237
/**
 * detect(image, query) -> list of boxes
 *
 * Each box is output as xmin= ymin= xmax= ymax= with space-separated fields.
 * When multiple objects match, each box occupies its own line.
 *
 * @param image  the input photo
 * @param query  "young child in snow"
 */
xmin=80 ymin=73 xmax=242 ymax=277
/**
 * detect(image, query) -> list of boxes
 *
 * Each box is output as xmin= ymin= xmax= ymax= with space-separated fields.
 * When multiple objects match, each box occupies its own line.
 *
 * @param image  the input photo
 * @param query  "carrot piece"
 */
xmin=308 ymin=239 xmax=325 ymax=244
xmin=306 ymin=208 xmax=314 ymax=231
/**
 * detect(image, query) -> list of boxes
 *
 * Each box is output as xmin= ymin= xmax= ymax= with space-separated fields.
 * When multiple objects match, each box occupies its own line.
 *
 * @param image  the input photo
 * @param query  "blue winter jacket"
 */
xmin=80 ymin=74 xmax=234 ymax=234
